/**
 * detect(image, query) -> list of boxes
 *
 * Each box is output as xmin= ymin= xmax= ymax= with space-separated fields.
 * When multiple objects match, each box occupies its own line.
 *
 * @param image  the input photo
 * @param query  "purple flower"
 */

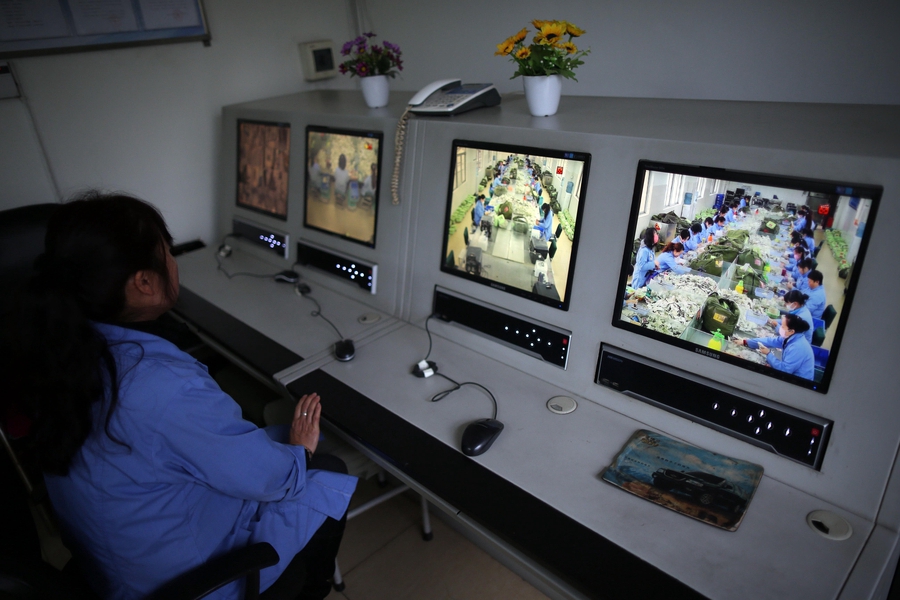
xmin=341 ymin=41 xmax=353 ymax=56
xmin=383 ymin=41 xmax=401 ymax=54
xmin=338 ymin=63 xmax=348 ymax=74
xmin=355 ymin=63 xmax=370 ymax=76
xmin=363 ymin=32 xmax=376 ymax=38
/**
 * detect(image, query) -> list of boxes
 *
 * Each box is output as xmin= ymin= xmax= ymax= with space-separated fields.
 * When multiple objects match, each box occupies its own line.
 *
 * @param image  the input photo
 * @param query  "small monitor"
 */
xmin=614 ymin=160 xmax=881 ymax=393
xmin=440 ymin=140 xmax=591 ymax=311
xmin=304 ymin=125 xmax=383 ymax=248
xmin=236 ymin=120 xmax=291 ymax=220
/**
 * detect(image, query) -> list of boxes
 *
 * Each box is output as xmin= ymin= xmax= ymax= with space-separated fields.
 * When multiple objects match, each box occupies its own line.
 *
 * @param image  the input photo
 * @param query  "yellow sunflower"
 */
xmin=565 ymin=22 xmax=585 ymax=37
xmin=495 ymin=36 xmax=516 ymax=56
xmin=515 ymin=47 xmax=531 ymax=59
xmin=512 ymin=27 xmax=528 ymax=43
xmin=536 ymin=21 xmax=566 ymax=46
xmin=532 ymin=19 xmax=551 ymax=30
xmin=561 ymin=42 xmax=578 ymax=55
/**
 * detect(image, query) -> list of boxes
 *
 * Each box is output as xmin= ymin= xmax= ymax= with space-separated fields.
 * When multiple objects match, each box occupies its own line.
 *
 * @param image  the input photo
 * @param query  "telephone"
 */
xmin=408 ymin=79 xmax=501 ymax=116
xmin=391 ymin=79 xmax=500 ymax=205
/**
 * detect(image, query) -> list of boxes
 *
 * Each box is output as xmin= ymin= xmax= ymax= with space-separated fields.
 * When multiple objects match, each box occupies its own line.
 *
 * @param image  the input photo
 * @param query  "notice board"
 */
xmin=0 ymin=0 xmax=210 ymax=59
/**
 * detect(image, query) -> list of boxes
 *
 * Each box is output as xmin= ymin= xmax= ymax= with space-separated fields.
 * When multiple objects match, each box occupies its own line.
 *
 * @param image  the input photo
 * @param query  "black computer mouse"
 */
xmin=461 ymin=418 xmax=504 ymax=457
xmin=333 ymin=339 xmax=355 ymax=362
xmin=274 ymin=270 xmax=300 ymax=283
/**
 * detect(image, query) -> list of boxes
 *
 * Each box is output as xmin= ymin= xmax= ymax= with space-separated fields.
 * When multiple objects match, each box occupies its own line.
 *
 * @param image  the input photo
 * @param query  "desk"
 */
xmin=173 ymin=247 xmax=881 ymax=599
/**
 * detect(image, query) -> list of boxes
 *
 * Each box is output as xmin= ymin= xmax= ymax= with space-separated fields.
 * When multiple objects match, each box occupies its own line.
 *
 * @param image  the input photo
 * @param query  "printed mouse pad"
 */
xmin=601 ymin=429 xmax=763 ymax=531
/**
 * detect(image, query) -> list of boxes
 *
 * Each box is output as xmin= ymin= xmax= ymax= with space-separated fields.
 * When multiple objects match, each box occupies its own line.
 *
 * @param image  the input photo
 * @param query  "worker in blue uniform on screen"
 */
xmin=788 ymin=258 xmax=814 ymax=292
xmin=804 ymin=270 xmax=827 ymax=319
xmin=655 ymin=242 xmax=691 ymax=275
xmin=534 ymin=203 xmax=553 ymax=241
xmin=472 ymin=194 xmax=485 ymax=232
xmin=631 ymin=227 xmax=658 ymax=288
xmin=770 ymin=289 xmax=814 ymax=344
xmin=742 ymin=313 xmax=815 ymax=380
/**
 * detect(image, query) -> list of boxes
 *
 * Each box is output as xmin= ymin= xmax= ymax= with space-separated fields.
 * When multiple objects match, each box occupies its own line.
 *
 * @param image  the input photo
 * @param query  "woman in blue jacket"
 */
xmin=742 ymin=313 xmax=815 ymax=380
xmin=534 ymin=203 xmax=553 ymax=241
xmin=2 ymin=193 xmax=356 ymax=600
xmin=769 ymin=289 xmax=814 ymax=344
xmin=656 ymin=242 xmax=691 ymax=275
xmin=631 ymin=227 xmax=659 ymax=288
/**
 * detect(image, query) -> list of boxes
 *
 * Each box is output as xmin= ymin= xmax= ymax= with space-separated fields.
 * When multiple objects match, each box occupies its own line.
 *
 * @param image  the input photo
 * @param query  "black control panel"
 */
xmin=232 ymin=218 xmax=289 ymax=259
xmin=296 ymin=240 xmax=377 ymax=294
xmin=433 ymin=287 xmax=571 ymax=369
xmin=596 ymin=344 xmax=832 ymax=469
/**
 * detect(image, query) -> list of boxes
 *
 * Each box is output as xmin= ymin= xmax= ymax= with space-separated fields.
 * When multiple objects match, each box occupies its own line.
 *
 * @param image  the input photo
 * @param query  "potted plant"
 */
xmin=496 ymin=20 xmax=589 ymax=116
xmin=339 ymin=33 xmax=403 ymax=108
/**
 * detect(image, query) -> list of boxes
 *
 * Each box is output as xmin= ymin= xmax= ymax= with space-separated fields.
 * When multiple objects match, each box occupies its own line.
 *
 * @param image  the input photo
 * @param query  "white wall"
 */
xmin=2 ymin=0 xmax=898 ymax=242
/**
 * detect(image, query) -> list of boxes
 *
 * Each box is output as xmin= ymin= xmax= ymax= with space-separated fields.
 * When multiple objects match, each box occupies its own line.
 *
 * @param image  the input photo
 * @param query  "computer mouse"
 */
xmin=461 ymin=418 xmax=504 ymax=457
xmin=333 ymin=339 xmax=355 ymax=362
xmin=274 ymin=270 xmax=300 ymax=283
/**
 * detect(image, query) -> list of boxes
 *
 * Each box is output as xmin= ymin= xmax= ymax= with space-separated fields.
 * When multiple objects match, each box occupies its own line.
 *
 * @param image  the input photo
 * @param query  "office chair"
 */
xmin=0 ymin=203 xmax=282 ymax=600
xmin=822 ymin=304 xmax=837 ymax=329
xmin=555 ymin=223 xmax=563 ymax=240
xmin=463 ymin=226 xmax=469 ymax=246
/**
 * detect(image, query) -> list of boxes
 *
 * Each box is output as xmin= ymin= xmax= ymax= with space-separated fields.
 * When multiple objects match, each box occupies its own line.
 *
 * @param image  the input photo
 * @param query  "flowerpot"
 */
xmin=360 ymin=75 xmax=390 ymax=108
xmin=523 ymin=75 xmax=562 ymax=117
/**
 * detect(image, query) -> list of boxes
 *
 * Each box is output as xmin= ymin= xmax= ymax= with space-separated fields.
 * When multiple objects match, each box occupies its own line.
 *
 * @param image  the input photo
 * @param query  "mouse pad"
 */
xmin=601 ymin=429 xmax=763 ymax=531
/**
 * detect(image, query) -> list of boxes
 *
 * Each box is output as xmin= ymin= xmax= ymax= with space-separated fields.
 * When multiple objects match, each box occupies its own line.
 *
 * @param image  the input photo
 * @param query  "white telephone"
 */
xmin=408 ymin=79 xmax=501 ymax=115
xmin=391 ymin=80 xmax=500 ymax=205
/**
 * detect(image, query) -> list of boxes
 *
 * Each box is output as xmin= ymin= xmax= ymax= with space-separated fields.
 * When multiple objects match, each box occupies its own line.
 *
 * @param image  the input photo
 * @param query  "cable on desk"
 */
xmin=423 ymin=314 xmax=436 ymax=361
xmin=297 ymin=291 xmax=345 ymax=341
xmin=431 ymin=372 xmax=498 ymax=421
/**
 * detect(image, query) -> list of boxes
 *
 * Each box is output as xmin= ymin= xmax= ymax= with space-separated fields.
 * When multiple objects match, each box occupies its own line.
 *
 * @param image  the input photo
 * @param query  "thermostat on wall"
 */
xmin=299 ymin=40 xmax=337 ymax=81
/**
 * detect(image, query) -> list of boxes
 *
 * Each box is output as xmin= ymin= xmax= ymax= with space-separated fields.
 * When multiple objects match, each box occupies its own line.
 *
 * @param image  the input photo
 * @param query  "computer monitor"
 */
xmin=613 ymin=160 xmax=881 ymax=393
xmin=304 ymin=125 xmax=383 ymax=248
xmin=236 ymin=120 xmax=290 ymax=220
xmin=440 ymin=139 xmax=591 ymax=311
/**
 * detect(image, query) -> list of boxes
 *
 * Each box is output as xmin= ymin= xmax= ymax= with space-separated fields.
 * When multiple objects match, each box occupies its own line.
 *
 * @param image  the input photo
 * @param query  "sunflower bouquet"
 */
xmin=496 ymin=20 xmax=589 ymax=80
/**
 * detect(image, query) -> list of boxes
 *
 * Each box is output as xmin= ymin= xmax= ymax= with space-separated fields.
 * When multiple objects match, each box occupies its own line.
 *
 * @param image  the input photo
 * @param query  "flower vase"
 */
xmin=360 ymin=75 xmax=390 ymax=108
xmin=523 ymin=75 xmax=562 ymax=117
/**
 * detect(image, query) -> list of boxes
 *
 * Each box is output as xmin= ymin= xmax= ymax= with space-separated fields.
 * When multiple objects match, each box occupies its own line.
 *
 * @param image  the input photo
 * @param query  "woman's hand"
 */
xmin=289 ymin=393 xmax=321 ymax=453
xmin=758 ymin=345 xmax=770 ymax=356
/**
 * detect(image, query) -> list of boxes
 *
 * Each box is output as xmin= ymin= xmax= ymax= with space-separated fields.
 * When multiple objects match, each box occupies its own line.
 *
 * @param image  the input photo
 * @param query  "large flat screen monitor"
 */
xmin=304 ymin=125 xmax=383 ymax=248
xmin=236 ymin=120 xmax=290 ymax=220
xmin=440 ymin=140 xmax=591 ymax=311
xmin=614 ymin=160 xmax=881 ymax=393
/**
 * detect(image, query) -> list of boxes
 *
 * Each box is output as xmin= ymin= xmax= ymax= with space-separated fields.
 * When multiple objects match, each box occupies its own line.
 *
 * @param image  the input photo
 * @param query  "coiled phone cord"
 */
xmin=391 ymin=106 xmax=411 ymax=205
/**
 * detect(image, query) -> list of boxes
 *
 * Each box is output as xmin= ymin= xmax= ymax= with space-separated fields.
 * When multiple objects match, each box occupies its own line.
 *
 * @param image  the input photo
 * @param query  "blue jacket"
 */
xmin=45 ymin=324 xmax=357 ymax=600
xmin=789 ymin=305 xmax=815 ymax=344
xmin=684 ymin=233 xmax=702 ymax=252
xmin=724 ymin=211 xmax=735 ymax=223
xmin=473 ymin=199 xmax=484 ymax=226
xmin=805 ymin=285 xmax=827 ymax=319
xmin=794 ymin=215 xmax=807 ymax=231
xmin=632 ymin=243 xmax=656 ymax=288
xmin=535 ymin=208 xmax=553 ymax=241
xmin=657 ymin=251 xmax=690 ymax=275
xmin=804 ymin=235 xmax=816 ymax=254
xmin=746 ymin=333 xmax=815 ymax=380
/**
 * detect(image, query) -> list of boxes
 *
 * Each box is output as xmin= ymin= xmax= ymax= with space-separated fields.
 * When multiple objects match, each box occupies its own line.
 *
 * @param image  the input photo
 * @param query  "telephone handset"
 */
xmin=408 ymin=79 xmax=501 ymax=115
xmin=392 ymin=79 xmax=501 ymax=205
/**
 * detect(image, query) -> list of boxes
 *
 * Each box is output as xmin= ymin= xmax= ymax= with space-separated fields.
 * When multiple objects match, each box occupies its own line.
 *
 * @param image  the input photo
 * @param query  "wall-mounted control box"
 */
xmin=596 ymin=344 xmax=832 ymax=469
xmin=433 ymin=287 xmax=571 ymax=369
xmin=232 ymin=218 xmax=289 ymax=259
xmin=299 ymin=40 xmax=337 ymax=81
xmin=296 ymin=239 xmax=377 ymax=294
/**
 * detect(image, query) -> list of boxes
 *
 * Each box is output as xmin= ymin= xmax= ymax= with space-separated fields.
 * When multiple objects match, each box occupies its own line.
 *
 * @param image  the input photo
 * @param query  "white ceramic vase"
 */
xmin=523 ymin=75 xmax=562 ymax=117
xmin=360 ymin=75 xmax=390 ymax=108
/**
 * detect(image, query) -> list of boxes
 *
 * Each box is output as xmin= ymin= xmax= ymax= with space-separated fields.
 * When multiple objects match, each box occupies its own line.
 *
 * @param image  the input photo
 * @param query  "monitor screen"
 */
xmin=440 ymin=140 xmax=590 ymax=311
xmin=236 ymin=120 xmax=291 ymax=220
xmin=614 ymin=160 xmax=881 ymax=393
xmin=304 ymin=125 xmax=383 ymax=248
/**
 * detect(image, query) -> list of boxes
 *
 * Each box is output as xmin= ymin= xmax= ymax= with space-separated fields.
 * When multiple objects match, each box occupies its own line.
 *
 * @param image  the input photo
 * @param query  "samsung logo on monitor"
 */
xmin=694 ymin=348 xmax=722 ymax=360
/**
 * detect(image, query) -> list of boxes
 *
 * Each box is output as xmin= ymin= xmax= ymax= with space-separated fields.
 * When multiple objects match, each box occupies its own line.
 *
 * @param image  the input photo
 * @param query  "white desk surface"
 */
xmin=177 ymin=247 xmax=888 ymax=600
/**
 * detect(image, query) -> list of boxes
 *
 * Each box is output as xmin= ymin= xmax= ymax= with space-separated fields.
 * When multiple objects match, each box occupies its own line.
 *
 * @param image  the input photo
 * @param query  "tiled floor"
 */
xmin=326 ymin=475 xmax=548 ymax=600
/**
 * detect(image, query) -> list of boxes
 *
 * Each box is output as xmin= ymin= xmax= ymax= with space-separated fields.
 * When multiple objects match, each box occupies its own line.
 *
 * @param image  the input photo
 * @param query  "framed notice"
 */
xmin=0 ymin=0 xmax=210 ymax=59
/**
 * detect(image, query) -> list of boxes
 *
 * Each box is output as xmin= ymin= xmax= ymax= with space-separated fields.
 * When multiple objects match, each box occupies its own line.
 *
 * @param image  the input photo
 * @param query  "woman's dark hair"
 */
xmin=791 ymin=231 xmax=803 ymax=244
xmin=715 ymin=215 xmax=726 ymax=224
xmin=798 ymin=257 xmax=814 ymax=270
xmin=784 ymin=313 xmax=810 ymax=333
xmin=678 ymin=229 xmax=690 ymax=241
xmin=640 ymin=227 xmax=657 ymax=247
xmin=338 ymin=154 xmax=347 ymax=169
xmin=541 ymin=203 xmax=551 ymax=217
xmin=808 ymin=269 xmax=823 ymax=284
xmin=704 ymin=217 xmax=714 ymax=226
xmin=691 ymin=223 xmax=702 ymax=234
xmin=783 ymin=290 xmax=808 ymax=305
xmin=662 ymin=241 xmax=684 ymax=254
xmin=4 ymin=191 xmax=173 ymax=475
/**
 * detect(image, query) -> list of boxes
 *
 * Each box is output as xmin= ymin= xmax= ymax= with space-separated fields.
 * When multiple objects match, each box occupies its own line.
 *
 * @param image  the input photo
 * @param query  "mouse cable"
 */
xmin=214 ymin=233 xmax=301 ymax=280
xmin=297 ymin=292 xmax=345 ymax=340
xmin=431 ymin=372 xmax=498 ymax=421
xmin=423 ymin=314 xmax=437 ymax=361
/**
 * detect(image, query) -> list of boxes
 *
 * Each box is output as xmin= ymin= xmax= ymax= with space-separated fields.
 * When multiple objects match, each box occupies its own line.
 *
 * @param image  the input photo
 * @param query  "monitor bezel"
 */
xmin=439 ymin=139 xmax=592 ymax=312
xmin=611 ymin=159 xmax=882 ymax=394
xmin=235 ymin=119 xmax=291 ymax=222
xmin=303 ymin=124 xmax=384 ymax=249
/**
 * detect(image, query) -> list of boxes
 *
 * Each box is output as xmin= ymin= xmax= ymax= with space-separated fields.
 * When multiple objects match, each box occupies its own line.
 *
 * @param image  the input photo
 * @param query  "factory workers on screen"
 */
xmin=631 ymin=227 xmax=659 ymax=288
xmin=742 ymin=313 xmax=815 ymax=380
